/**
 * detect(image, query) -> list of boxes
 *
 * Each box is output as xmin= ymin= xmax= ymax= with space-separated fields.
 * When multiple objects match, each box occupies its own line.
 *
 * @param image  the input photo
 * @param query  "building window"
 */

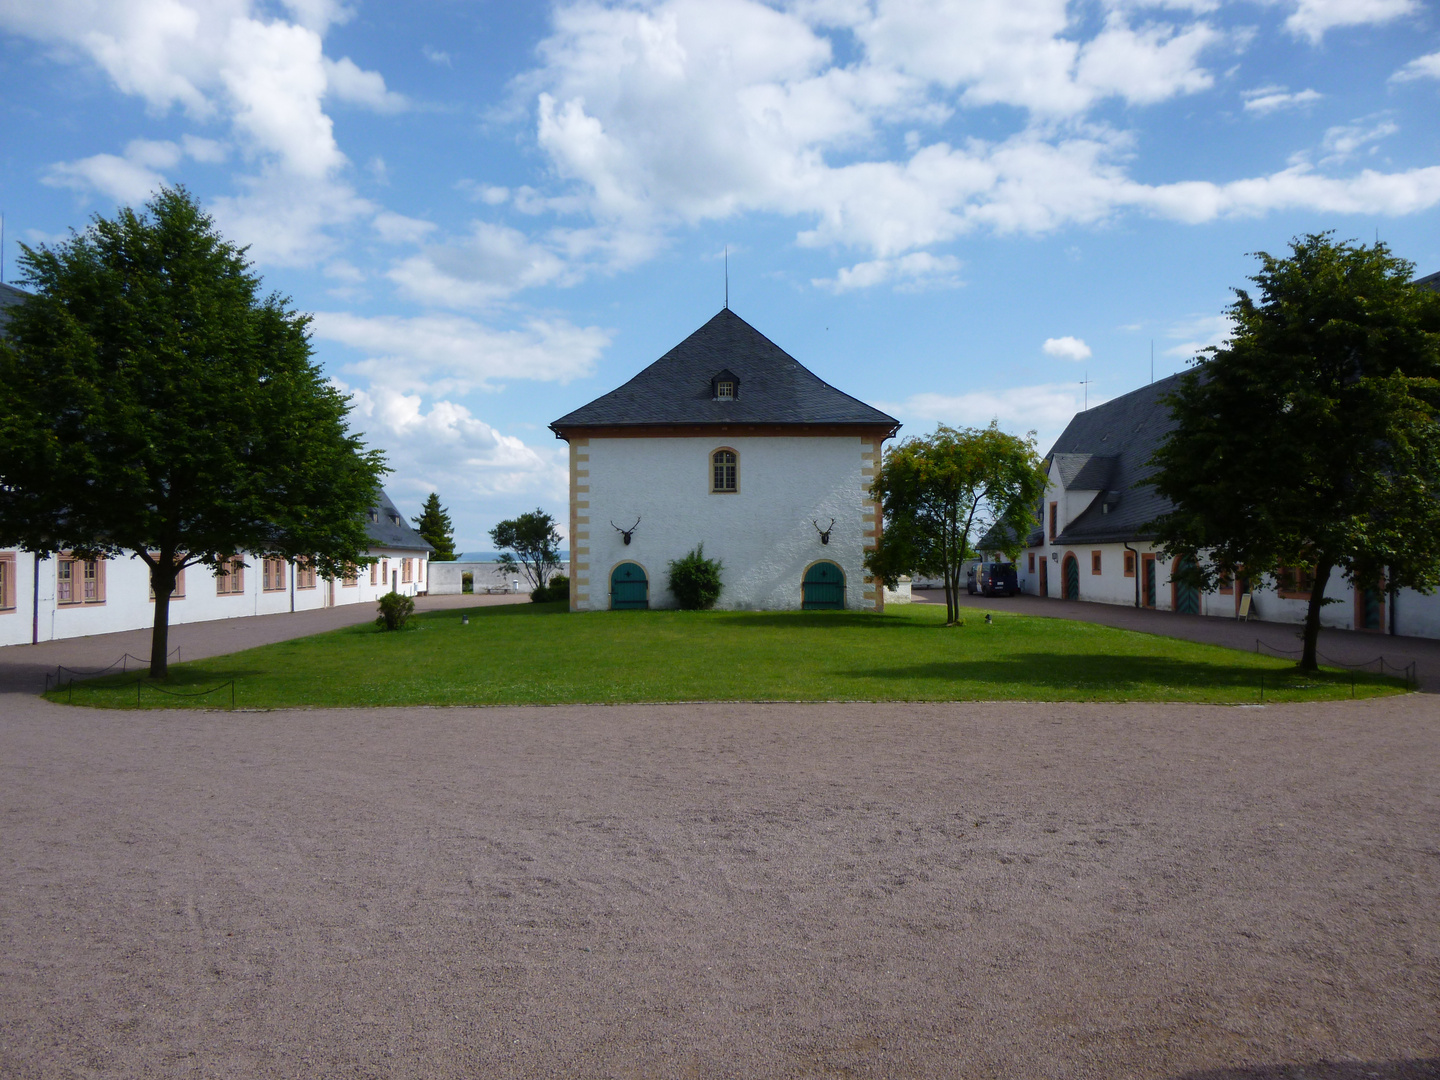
xmin=1276 ymin=563 xmax=1315 ymax=599
xmin=402 ymin=558 xmax=413 ymax=584
xmin=1048 ymin=502 xmax=1057 ymax=543
xmin=296 ymin=559 xmax=317 ymax=590
xmin=146 ymin=556 xmax=186 ymax=601
xmin=381 ymin=559 xmax=390 ymax=588
xmin=1124 ymin=551 xmax=1136 ymax=577
xmin=58 ymin=555 xmax=106 ymax=605
xmin=1218 ymin=569 xmax=1234 ymax=595
xmin=342 ymin=566 xmax=358 ymax=587
xmin=0 ymin=554 xmax=13 ymax=611
xmin=1028 ymin=552 xmax=1035 ymax=574
xmin=1091 ymin=551 xmax=1102 ymax=575
xmin=215 ymin=556 xmax=245 ymax=595
xmin=262 ymin=558 xmax=287 ymax=592
xmin=369 ymin=562 xmax=379 ymax=586
xmin=716 ymin=380 xmax=734 ymax=399
xmin=711 ymin=448 xmax=738 ymax=493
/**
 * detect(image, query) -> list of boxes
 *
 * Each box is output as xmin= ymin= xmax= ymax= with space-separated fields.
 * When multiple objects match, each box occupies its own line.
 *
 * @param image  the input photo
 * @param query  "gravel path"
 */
xmin=1 ymin=690 xmax=1436 ymax=1078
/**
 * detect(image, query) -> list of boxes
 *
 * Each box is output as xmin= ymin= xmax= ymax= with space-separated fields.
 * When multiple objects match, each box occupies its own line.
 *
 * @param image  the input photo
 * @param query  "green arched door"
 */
xmin=1173 ymin=557 xmax=1200 ymax=615
xmin=610 ymin=563 xmax=648 ymax=610
xmin=802 ymin=562 xmax=845 ymax=610
xmin=1062 ymin=554 xmax=1080 ymax=600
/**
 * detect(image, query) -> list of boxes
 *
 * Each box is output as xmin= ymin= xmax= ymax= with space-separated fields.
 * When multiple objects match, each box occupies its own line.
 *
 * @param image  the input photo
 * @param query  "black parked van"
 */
xmin=966 ymin=562 xmax=1019 ymax=597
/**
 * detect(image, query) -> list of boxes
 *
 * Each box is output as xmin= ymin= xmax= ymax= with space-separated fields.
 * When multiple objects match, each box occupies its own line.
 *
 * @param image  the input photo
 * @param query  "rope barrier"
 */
xmin=44 ymin=647 xmax=183 ymax=692
xmin=1254 ymin=640 xmax=1418 ymax=689
xmin=136 ymin=679 xmax=235 ymax=708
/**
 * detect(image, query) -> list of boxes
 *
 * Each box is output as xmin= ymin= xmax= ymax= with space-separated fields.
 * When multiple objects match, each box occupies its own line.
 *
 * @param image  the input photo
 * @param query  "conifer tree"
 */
xmin=413 ymin=492 xmax=456 ymax=561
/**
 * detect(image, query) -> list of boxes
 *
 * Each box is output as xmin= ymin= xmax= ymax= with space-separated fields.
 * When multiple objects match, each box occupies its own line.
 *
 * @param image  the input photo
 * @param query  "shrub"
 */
xmin=667 ymin=545 xmax=723 ymax=610
xmin=461 ymin=571 xmax=473 ymax=594
xmin=530 ymin=573 xmax=570 ymax=603
xmin=375 ymin=590 xmax=415 ymax=631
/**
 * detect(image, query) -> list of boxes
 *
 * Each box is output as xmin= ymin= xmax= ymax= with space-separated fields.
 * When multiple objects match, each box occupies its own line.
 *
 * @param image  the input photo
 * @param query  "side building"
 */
xmin=550 ymin=309 xmax=900 ymax=611
xmin=0 ymin=489 xmax=432 ymax=647
xmin=1014 ymin=368 xmax=1440 ymax=638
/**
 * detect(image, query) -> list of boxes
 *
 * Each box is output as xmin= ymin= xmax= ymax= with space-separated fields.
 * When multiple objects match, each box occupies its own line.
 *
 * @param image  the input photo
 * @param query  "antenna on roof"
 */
xmin=724 ymin=245 xmax=729 ymax=310
xmin=1080 ymin=369 xmax=1092 ymax=410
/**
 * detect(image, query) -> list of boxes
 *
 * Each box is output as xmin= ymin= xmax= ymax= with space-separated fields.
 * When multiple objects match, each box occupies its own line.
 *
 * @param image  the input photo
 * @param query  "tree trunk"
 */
xmin=1299 ymin=557 xmax=1333 ymax=673
xmin=149 ymin=559 xmax=178 ymax=680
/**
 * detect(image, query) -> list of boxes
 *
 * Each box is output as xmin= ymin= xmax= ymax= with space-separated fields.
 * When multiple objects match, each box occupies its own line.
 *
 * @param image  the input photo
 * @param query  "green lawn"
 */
xmin=49 ymin=601 xmax=1406 ymax=709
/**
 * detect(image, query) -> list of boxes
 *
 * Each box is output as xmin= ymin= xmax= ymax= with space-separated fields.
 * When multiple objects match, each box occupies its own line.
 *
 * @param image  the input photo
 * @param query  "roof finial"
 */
xmin=724 ymin=245 xmax=729 ymax=310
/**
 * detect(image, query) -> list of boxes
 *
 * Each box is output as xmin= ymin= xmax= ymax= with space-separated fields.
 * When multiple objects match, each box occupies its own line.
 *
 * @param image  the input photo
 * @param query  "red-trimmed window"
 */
xmin=1123 ymin=551 xmax=1136 ymax=577
xmin=215 ymin=557 xmax=245 ymax=596
xmin=296 ymin=558 xmax=317 ymax=590
xmin=0 ymin=553 xmax=13 ymax=611
xmin=1091 ymin=550 xmax=1102 ymax=575
xmin=58 ymin=554 xmax=106 ymax=605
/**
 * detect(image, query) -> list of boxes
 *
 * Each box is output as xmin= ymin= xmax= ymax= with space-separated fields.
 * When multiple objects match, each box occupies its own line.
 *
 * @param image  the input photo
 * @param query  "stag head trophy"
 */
xmin=611 ymin=517 xmax=641 ymax=545
xmin=813 ymin=518 xmax=835 ymax=545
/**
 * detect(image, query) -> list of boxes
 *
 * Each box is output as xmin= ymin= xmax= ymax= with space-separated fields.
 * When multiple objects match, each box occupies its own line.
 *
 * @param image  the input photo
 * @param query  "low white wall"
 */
xmin=429 ymin=561 xmax=525 ymax=595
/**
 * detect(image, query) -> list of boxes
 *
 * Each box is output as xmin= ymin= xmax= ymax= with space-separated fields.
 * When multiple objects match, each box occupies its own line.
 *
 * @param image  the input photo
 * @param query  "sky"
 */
xmin=2 ymin=0 xmax=1438 ymax=552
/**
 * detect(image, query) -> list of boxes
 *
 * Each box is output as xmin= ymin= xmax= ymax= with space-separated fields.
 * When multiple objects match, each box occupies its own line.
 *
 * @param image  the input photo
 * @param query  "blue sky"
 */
xmin=2 ymin=0 xmax=1438 ymax=551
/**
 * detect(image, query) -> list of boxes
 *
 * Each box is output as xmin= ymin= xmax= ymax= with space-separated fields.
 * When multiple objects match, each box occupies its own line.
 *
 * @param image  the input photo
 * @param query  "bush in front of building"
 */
xmin=530 ymin=573 xmax=569 ymax=603
xmin=376 ymin=591 xmax=415 ymax=631
xmin=667 ymin=545 xmax=723 ymax=610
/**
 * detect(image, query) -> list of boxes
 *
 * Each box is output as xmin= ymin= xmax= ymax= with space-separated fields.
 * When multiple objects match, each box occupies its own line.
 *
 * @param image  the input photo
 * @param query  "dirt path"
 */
xmin=1 ymin=693 xmax=1435 ymax=1078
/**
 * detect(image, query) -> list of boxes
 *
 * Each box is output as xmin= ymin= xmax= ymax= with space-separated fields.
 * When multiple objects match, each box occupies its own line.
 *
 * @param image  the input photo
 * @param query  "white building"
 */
xmin=549 ymin=309 xmax=900 ymax=612
xmin=0 ymin=489 xmax=432 ymax=647
xmin=1010 ymin=371 xmax=1440 ymax=639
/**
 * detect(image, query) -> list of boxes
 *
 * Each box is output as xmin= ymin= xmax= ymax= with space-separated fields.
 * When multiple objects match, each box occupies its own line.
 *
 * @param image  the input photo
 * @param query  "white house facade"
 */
xmin=550 ymin=309 xmax=899 ymax=612
xmin=1006 ymin=370 xmax=1440 ymax=639
xmin=0 ymin=489 xmax=432 ymax=647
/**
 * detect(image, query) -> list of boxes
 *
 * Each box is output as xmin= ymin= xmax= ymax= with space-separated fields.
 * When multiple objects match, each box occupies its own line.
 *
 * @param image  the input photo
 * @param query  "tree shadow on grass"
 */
xmin=846 ymin=653 xmax=1391 ymax=696
xmin=1173 ymin=1060 xmax=1439 ymax=1079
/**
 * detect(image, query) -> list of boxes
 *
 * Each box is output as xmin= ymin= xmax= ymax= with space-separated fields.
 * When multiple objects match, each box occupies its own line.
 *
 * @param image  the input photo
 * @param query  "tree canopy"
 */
xmin=0 ymin=187 xmax=387 ymax=677
xmin=1150 ymin=233 xmax=1440 ymax=670
xmin=865 ymin=423 xmax=1047 ymax=624
xmin=490 ymin=509 xmax=562 ymax=590
xmin=413 ymin=492 xmax=456 ymax=561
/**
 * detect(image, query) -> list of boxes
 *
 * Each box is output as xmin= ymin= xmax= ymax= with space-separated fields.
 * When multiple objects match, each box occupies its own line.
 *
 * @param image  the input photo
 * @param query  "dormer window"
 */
xmin=368 ymin=509 xmax=379 ymax=523
xmin=710 ymin=368 xmax=740 ymax=400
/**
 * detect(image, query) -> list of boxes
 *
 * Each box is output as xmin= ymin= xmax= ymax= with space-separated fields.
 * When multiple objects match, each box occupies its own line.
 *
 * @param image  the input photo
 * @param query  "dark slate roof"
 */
xmin=1048 ymin=370 xmax=1190 ymax=545
xmin=365 ymin=490 xmax=434 ymax=553
xmin=550 ymin=309 xmax=899 ymax=432
xmin=1417 ymin=270 xmax=1440 ymax=293
xmin=1052 ymin=452 xmax=1117 ymax=490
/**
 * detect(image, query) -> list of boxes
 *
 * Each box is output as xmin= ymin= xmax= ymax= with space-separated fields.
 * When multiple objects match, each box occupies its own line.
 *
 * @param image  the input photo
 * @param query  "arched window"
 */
xmin=711 ymin=448 xmax=737 ymax=493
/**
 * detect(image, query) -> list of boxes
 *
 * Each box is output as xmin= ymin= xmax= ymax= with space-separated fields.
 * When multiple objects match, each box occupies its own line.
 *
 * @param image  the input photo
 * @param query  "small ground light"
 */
xmin=462 ymin=613 xmax=469 ymax=626
xmin=985 ymin=613 xmax=992 ymax=624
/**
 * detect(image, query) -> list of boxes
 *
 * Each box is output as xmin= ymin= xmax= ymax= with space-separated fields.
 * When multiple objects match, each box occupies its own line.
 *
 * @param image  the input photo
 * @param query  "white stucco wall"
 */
xmin=568 ymin=433 xmax=883 ymax=611
xmin=428 ymin=561 xmax=524 ymax=595
xmin=0 ymin=547 xmax=427 ymax=647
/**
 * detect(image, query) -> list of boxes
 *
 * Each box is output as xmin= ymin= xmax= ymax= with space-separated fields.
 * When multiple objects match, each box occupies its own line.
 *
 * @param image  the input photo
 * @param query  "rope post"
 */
xmin=1351 ymin=672 xmax=1355 ymax=699
xmin=230 ymin=681 xmax=235 ymax=709
xmin=1260 ymin=671 xmax=1264 ymax=704
xmin=138 ymin=678 xmax=142 ymax=707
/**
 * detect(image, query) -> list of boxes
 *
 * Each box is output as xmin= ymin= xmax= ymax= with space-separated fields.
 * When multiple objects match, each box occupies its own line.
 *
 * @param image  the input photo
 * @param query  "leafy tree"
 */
xmin=0 ymin=187 xmax=387 ymax=678
xmin=865 ymin=423 xmax=1047 ymax=625
xmin=413 ymin=492 xmax=456 ymax=561
xmin=1150 ymin=233 xmax=1440 ymax=671
xmin=667 ymin=545 xmax=723 ymax=609
xmin=491 ymin=509 xmax=561 ymax=590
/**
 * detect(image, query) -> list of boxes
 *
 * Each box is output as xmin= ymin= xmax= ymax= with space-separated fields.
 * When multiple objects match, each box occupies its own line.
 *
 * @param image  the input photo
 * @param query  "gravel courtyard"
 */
xmin=1 ymin=691 xmax=1436 ymax=1079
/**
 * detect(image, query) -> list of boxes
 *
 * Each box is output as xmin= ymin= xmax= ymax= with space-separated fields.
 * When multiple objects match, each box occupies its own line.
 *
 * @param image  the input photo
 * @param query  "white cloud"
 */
xmin=44 ymin=136 xmax=216 ymax=203
xmin=812 ymin=252 xmax=962 ymax=292
xmin=1390 ymin=50 xmax=1440 ymax=83
xmin=878 ymin=382 xmax=1096 ymax=452
xmin=1284 ymin=0 xmax=1418 ymax=43
xmin=324 ymin=55 xmax=407 ymax=112
xmin=1242 ymin=85 xmax=1323 ymax=114
xmin=1163 ymin=312 xmax=1233 ymax=358
xmin=1321 ymin=116 xmax=1399 ymax=162
xmin=423 ymin=45 xmax=451 ymax=66
xmin=311 ymin=311 xmax=610 ymax=395
xmin=1043 ymin=336 xmax=1092 ymax=361
xmin=373 ymin=211 xmax=437 ymax=245
xmin=2 ymin=0 xmax=397 ymax=265
xmin=387 ymin=221 xmax=576 ymax=307
xmin=519 ymin=0 xmax=1440 ymax=281
xmin=340 ymin=381 xmax=570 ymax=504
